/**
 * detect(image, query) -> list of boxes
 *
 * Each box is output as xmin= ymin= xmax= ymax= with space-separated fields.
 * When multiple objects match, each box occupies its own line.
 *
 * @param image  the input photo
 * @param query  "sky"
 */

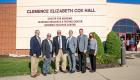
xmin=0 ymin=0 xmax=16 ymax=3
xmin=107 ymin=0 xmax=140 ymax=4
xmin=0 ymin=0 xmax=140 ymax=4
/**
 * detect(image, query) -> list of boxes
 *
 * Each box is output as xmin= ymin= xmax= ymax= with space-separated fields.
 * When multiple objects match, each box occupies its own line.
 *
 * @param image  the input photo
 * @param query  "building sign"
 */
xmin=16 ymin=0 xmax=107 ymax=49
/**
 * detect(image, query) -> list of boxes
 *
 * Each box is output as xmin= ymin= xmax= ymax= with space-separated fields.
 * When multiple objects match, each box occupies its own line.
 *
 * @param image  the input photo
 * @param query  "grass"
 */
xmin=0 ymin=57 xmax=43 ymax=77
xmin=0 ymin=56 xmax=120 ymax=77
xmin=0 ymin=57 xmax=55 ymax=77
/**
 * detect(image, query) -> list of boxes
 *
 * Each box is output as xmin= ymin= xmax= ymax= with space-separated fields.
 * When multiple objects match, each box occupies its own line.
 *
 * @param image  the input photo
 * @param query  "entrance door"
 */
xmin=112 ymin=19 xmax=140 ymax=51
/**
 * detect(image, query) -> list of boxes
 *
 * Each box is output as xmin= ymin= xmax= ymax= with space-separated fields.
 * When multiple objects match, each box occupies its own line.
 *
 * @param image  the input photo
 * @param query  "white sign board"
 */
xmin=16 ymin=0 xmax=107 ymax=49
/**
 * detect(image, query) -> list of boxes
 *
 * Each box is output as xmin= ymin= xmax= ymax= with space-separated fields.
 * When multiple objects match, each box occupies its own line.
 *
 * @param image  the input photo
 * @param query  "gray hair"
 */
xmin=57 ymin=30 xmax=61 ymax=33
xmin=69 ymin=30 xmax=73 ymax=33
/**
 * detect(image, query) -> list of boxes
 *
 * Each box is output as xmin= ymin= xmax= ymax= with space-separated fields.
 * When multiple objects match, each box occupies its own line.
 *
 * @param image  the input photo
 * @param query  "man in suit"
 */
xmin=77 ymin=28 xmax=88 ymax=73
xmin=30 ymin=30 xmax=41 ymax=78
xmin=66 ymin=30 xmax=77 ymax=73
xmin=41 ymin=33 xmax=53 ymax=76
xmin=53 ymin=30 xmax=67 ymax=73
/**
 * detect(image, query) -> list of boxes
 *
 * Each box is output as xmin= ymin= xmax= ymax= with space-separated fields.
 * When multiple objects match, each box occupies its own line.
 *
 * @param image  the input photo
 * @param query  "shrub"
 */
xmin=101 ymin=54 xmax=120 ymax=64
xmin=105 ymin=31 xmax=121 ymax=62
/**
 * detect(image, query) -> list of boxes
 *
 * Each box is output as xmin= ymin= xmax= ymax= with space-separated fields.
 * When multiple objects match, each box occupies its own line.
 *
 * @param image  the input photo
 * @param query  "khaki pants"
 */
xmin=31 ymin=56 xmax=39 ymax=76
xmin=55 ymin=49 xmax=67 ymax=71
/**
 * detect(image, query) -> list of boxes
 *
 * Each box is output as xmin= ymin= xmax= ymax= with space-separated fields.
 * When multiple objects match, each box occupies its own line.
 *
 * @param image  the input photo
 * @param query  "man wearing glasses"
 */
xmin=41 ymin=33 xmax=53 ymax=76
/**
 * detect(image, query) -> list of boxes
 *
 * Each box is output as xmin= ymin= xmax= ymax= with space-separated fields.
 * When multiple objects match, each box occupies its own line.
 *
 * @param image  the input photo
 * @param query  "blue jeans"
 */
xmin=43 ymin=57 xmax=51 ymax=74
xmin=67 ymin=49 xmax=76 ymax=71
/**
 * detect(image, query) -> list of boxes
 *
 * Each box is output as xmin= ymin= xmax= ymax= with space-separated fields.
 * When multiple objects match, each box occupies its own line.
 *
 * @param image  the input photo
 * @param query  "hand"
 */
xmin=43 ymin=56 xmax=46 ymax=59
xmin=33 ymin=54 xmax=36 ymax=57
xmin=44 ymin=56 xmax=48 ymax=60
xmin=94 ymin=53 xmax=96 ymax=56
xmin=84 ymin=50 xmax=87 ymax=53
xmin=53 ymin=53 xmax=56 ymax=57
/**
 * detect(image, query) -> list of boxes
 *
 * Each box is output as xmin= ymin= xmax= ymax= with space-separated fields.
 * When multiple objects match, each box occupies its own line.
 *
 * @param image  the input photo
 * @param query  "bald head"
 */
xmin=47 ymin=33 xmax=51 ymax=40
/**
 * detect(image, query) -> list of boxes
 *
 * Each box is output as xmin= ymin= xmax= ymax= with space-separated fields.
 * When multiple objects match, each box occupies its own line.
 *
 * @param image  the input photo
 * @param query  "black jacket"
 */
xmin=41 ymin=39 xmax=54 ymax=58
xmin=53 ymin=35 xmax=67 ymax=55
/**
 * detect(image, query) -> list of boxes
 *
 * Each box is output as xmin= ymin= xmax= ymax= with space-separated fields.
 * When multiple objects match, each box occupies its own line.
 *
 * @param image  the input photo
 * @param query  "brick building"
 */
xmin=0 ymin=0 xmax=140 ymax=56
xmin=0 ymin=2 xmax=29 ymax=55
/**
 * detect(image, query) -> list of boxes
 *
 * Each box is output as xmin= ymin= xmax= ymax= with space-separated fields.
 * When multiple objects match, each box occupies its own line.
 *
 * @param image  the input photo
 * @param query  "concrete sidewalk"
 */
xmin=0 ymin=54 xmax=140 ymax=80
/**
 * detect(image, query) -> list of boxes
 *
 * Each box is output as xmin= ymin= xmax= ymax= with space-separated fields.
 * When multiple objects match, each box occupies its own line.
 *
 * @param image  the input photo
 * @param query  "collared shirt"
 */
xmin=66 ymin=36 xmax=72 ymax=48
xmin=47 ymin=39 xmax=52 ymax=52
xmin=58 ymin=36 xmax=62 ymax=48
xmin=36 ymin=36 xmax=41 ymax=46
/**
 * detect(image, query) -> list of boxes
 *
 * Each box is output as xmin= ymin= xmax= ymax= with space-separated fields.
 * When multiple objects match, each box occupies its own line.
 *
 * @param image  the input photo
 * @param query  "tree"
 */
xmin=105 ymin=31 xmax=121 ymax=59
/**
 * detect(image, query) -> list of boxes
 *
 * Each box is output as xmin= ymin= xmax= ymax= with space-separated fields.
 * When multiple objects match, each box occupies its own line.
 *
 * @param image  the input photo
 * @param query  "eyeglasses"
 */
xmin=47 ymin=35 xmax=51 ymax=37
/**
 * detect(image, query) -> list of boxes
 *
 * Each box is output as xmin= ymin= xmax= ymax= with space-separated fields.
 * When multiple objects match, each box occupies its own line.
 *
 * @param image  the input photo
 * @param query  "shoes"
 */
xmin=70 ymin=70 xmax=75 ymax=73
xmin=89 ymin=69 xmax=96 ymax=73
xmin=31 ymin=75 xmax=37 ymax=78
xmin=31 ymin=73 xmax=40 ymax=78
xmin=81 ymin=70 xmax=86 ymax=73
xmin=62 ymin=70 xmax=68 ymax=73
xmin=77 ymin=70 xmax=80 ymax=72
xmin=43 ymin=73 xmax=47 ymax=76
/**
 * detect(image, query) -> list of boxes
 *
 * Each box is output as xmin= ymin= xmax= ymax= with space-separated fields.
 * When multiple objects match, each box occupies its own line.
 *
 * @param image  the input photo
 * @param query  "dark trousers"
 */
xmin=126 ymin=45 xmax=129 ymax=51
xmin=78 ymin=51 xmax=86 ymax=73
xmin=89 ymin=49 xmax=96 ymax=71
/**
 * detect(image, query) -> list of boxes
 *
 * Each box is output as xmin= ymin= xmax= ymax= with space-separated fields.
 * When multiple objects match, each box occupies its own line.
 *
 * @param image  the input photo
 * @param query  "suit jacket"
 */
xmin=30 ymin=36 xmax=41 ymax=57
xmin=41 ymin=39 xmax=53 ymax=58
xmin=77 ymin=34 xmax=88 ymax=52
xmin=66 ymin=36 xmax=77 ymax=53
xmin=53 ymin=35 xmax=67 ymax=55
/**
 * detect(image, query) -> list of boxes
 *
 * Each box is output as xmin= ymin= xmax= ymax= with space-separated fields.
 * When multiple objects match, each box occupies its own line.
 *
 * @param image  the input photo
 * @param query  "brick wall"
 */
xmin=0 ymin=4 xmax=16 ymax=55
xmin=0 ymin=4 xmax=29 ymax=55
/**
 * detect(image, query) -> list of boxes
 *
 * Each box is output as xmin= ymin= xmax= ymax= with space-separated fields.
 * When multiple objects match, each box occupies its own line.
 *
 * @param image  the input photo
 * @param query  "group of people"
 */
xmin=30 ymin=29 xmax=98 ymax=78
xmin=126 ymin=37 xmax=137 ymax=51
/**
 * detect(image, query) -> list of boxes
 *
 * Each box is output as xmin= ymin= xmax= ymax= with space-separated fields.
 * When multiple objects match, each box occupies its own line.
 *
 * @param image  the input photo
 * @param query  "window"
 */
xmin=112 ymin=19 xmax=139 ymax=33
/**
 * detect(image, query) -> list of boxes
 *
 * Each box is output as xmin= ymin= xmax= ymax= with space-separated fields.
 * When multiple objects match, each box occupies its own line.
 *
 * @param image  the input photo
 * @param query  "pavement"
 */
xmin=0 ymin=53 xmax=140 ymax=80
